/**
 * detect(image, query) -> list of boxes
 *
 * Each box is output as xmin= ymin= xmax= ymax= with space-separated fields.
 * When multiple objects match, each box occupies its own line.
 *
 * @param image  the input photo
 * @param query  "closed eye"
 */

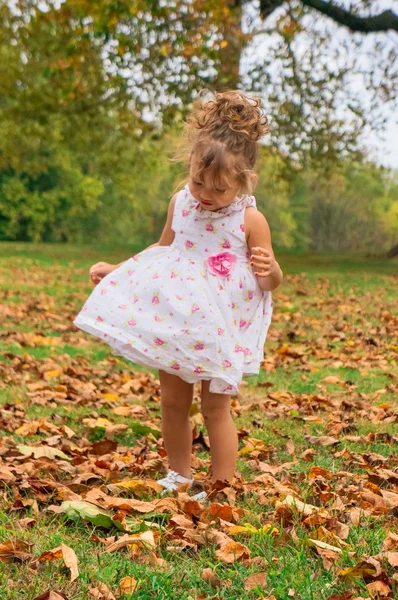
xmin=192 ymin=179 xmax=202 ymax=186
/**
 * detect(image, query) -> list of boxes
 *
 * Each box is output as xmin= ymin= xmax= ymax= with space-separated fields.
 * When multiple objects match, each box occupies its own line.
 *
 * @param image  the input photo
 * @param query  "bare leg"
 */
xmin=159 ymin=370 xmax=194 ymax=479
xmin=201 ymin=381 xmax=238 ymax=482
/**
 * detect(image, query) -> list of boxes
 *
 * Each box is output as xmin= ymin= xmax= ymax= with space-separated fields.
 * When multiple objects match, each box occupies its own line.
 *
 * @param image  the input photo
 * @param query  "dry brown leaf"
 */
xmin=105 ymin=531 xmax=156 ymax=553
xmin=0 ymin=538 xmax=34 ymax=564
xmin=202 ymin=568 xmax=222 ymax=588
xmin=366 ymin=580 xmax=391 ymax=598
xmin=61 ymin=543 xmax=79 ymax=582
xmin=118 ymin=576 xmax=140 ymax=594
xmin=88 ymin=582 xmax=116 ymax=600
xmin=215 ymin=541 xmax=251 ymax=563
xmin=244 ymin=571 xmax=267 ymax=591
xmin=33 ymin=592 xmax=69 ymax=600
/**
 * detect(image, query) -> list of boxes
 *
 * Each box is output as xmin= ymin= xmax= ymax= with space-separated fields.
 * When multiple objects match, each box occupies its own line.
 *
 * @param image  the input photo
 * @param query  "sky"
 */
xmin=242 ymin=0 xmax=398 ymax=168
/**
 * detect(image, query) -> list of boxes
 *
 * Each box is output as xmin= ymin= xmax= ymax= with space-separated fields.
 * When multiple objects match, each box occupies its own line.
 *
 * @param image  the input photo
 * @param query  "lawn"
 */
xmin=0 ymin=242 xmax=397 ymax=600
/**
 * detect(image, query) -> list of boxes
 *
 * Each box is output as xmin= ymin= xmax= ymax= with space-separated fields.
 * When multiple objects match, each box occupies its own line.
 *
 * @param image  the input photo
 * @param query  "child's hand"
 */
xmin=89 ymin=262 xmax=115 ymax=285
xmin=250 ymin=247 xmax=278 ymax=278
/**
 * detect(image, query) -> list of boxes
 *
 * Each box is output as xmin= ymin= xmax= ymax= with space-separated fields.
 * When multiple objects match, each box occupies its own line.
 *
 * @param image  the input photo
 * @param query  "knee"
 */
xmin=201 ymin=401 xmax=230 ymax=422
xmin=161 ymin=392 xmax=191 ymax=415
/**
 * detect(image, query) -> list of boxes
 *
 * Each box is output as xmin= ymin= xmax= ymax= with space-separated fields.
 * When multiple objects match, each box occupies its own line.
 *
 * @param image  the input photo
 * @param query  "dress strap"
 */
xmin=171 ymin=187 xmax=189 ymax=233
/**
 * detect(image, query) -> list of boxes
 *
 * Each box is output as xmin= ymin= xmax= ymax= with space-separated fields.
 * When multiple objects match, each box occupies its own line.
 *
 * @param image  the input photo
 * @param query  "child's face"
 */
xmin=189 ymin=159 xmax=240 ymax=211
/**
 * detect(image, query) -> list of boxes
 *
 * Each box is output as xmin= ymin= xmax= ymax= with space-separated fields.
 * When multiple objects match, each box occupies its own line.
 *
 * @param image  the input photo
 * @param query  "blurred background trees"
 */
xmin=0 ymin=0 xmax=397 ymax=252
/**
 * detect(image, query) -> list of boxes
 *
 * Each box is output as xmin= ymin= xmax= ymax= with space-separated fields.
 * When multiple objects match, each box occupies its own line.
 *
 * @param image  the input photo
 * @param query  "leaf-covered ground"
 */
xmin=0 ymin=243 xmax=397 ymax=600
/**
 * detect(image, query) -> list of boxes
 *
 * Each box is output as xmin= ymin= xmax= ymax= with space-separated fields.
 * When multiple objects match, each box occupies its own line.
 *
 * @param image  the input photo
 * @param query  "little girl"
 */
xmin=74 ymin=90 xmax=283 ymax=493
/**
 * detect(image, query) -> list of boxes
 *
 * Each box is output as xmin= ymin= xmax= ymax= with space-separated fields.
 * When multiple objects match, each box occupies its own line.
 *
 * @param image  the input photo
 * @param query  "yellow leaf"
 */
xmin=220 ymin=40 xmax=228 ymax=48
xmin=44 ymin=370 xmax=61 ymax=378
xmin=102 ymin=393 xmax=119 ymax=401
xmin=118 ymin=576 xmax=140 ymax=594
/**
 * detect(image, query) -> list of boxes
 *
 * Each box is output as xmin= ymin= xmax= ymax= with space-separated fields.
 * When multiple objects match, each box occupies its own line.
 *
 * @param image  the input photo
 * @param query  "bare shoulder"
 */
xmin=244 ymin=206 xmax=270 ymax=234
xmin=244 ymin=206 xmax=273 ymax=255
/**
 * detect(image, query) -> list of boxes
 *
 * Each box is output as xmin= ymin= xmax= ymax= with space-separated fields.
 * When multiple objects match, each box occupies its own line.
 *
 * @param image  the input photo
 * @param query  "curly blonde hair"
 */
xmin=184 ymin=90 xmax=268 ymax=194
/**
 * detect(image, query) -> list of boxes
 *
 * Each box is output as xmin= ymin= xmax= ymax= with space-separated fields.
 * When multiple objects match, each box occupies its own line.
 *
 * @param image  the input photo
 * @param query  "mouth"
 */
xmin=200 ymin=200 xmax=213 ymax=207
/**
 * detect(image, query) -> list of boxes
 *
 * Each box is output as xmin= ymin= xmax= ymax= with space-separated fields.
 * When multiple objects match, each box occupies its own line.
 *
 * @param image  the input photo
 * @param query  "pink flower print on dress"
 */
xmin=170 ymin=361 xmax=181 ymax=371
xmin=193 ymin=342 xmax=205 ymax=351
xmin=96 ymin=316 xmax=104 ymax=324
xmin=185 ymin=240 xmax=195 ymax=250
xmin=127 ymin=318 xmax=136 ymax=326
xmin=239 ymin=279 xmax=243 ymax=289
xmin=176 ymin=294 xmax=184 ymax=301
xmin=217 ymin=328 xmax=225 ymax=336
xmin=207 ymin=252 xmax=237 ymax=278
xmin=100 ymin=289 xmax=107 ymax=296
xmin=194 ymin=366 xmax=204 ymax=374
xmin=152 ymin=272 xmax=160 ymax=279
xmin=234 ymin=344 xmax=244 ymax=353
xmin=154 ymin=314 xmax=164 ymax=323
xmin=219 ymin=238 xmax=231 ymax=250
xmin=245 ymin=290 xmax=255 ymax=302
xmin=109 ymin=280 xmax=118 ymax=287
xmin=128 ymin=270 xmax=134 ymax=276
xmin=152 ymin=293 xmax=160 ymax=304
xmin=170 ymin=270 xmax=178 ymax=279
xmin=240 ymin=224 xmax=245 ymax=232
xmin=133 ymin=294 xmax=139 ymax=304
xmin=191 ymin=303 xmax=200 ymax=313
xmin=182 ymin=209 xmax=190 ymax=217
xmin=118 ymin=304 xmax=127 ymax=310
xmin=239 ymin=319 xmax=247 ymax=329
xmin=206 ymin=223 xmax=217 ymax=233
xmin=154 ymin=337 xmax=166 ymax=347
xmin=222 ymin=359 xmax=232 ymax=368
xmin=244 ymin=347 xmax=252 ymax=356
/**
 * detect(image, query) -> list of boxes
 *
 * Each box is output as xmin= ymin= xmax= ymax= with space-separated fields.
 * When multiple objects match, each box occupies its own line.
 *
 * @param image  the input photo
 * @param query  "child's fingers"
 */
xmin=254 ymin=270 xmax=272 ymax=277
xmin=251 ymin=247 xmax=271 ymax=257
xmin=251 ymin=255 xmax=271 ymax=265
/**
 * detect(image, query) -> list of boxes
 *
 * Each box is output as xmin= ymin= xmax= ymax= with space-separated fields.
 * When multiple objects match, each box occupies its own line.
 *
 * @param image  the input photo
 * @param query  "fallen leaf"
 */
xmin=215 ymin=541 xmax=250 ymax=563
xmin=61 ymin=543 xmax=79 ymax=582
xmin=0 ymin=538 xmax=34 ymax=564
xmin=88 ymin=582 xmax=116 ymax=599
xmin=118 ymin=576 xmax=140 ymax=594
xmin=244 ymin=571 xmax=267 ymax=591
xmin=33 ymin=592 xmax=69 ymax=600
xmin=202 ymin=568 xmax=222 ymax=588
xmin=17 ymin=445 xmax=70 ymax=461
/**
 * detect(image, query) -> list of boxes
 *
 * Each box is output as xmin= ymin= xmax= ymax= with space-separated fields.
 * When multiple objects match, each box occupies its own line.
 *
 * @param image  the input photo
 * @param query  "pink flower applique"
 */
xmin=154 ymin=337 xmax=166 ymax=347
xmin=96 ymin=316 xmax=104 ymax=324
xmin=217 ymin=328 xmax=225 ymax=336
xmin=170 ymin=361 xmax=181 ymax=371
xmin=182 ymin=209 xmax=190 ymax=217
xmin=222 ymin=360 xmax=232 ymax=368
xmin=207 ymin=252 xmax=237 ymax=279
xmin=152 ymin=294 xmax=160 ymax=304
xmin=185 ymin=240 xmax=195 ymax=250
xmin=206 ymin=223 xmax=216 ymax=233
xmin=127 ymin=318 xmax=136 ymax=326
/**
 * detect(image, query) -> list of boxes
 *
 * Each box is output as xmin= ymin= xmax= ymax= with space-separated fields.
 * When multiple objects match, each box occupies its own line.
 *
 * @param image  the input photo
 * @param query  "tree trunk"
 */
xmin=387 ymin=243 xmax=398 ymax=258
xmin=215 ymin=0 xmax=243 ymax=91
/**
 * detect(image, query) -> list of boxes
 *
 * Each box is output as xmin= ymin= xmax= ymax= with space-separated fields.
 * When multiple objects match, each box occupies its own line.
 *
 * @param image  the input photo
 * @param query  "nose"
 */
xmin=200 ymin=187 xmax=213 ymax=201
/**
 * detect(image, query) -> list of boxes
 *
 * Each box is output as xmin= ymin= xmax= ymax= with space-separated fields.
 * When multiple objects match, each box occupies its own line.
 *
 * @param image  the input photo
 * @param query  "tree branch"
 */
xmin=300 ymin=0 xmax=398 ymax=33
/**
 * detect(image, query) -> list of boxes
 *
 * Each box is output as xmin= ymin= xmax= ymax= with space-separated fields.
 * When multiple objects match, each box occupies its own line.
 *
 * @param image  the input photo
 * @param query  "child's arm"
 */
xmin=90 ymin=195 xmax=176 ymax=285
xmin=245 ymin=208 xmax=283 ymax=292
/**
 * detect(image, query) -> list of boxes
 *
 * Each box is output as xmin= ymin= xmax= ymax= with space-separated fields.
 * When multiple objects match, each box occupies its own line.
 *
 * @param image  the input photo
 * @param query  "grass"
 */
xmin=0 ymin=242 xmax=397 ymax=600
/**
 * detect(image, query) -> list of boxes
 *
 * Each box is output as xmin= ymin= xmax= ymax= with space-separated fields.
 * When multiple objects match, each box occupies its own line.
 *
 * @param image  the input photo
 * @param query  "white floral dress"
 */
xmin=74 ymin=185 xmax=273 ymax=394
